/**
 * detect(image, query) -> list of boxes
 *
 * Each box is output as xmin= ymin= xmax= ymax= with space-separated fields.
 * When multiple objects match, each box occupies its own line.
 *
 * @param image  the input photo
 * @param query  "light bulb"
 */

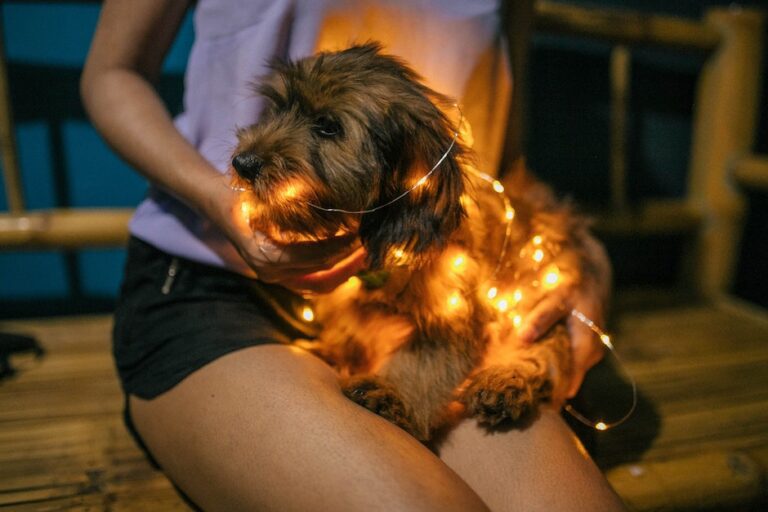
xmin=447 ymin=291 xmax=462 ymax=309
xmin=543 ymin=265 xmax=560 ymax=289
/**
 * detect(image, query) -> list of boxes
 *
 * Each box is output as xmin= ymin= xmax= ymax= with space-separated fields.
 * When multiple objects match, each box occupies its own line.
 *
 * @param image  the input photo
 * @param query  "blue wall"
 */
xmin=0 ymin=2 xmax=194 ymax=316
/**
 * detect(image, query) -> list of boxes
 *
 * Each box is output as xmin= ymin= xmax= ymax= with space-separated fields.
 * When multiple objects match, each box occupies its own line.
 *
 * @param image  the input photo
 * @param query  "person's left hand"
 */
xmin=516 ymin=279 xmax=605 ymax=398
xmin=517 ymin=238 xmax=611 ymax=398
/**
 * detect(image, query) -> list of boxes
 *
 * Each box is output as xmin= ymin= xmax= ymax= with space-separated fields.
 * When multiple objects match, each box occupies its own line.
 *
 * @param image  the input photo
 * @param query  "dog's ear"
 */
xmin=359 ymin=93 xmax=467 ymax=270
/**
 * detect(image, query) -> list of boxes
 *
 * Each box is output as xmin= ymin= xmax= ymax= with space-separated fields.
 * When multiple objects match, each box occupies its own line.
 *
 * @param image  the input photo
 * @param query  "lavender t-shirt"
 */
xmin=129 ymin=0 xmax=509 ymax=274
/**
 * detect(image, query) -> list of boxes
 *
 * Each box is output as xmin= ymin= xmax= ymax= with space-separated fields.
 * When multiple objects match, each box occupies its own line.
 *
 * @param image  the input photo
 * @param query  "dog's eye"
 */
xmin=314 ymin=116 xmax=342 ymax=138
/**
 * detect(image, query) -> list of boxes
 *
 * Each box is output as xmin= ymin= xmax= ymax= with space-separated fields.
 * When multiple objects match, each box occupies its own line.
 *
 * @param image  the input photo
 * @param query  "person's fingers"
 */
xmin=566 ymin=317 xmax=605 ymax=398
xmin=280 ymin=246 xmax=368 ymax=294
xmin=278 ymin=233 xmax=360 ymax=263
xmin=238 ymin=231 xmax=360 ymax=277
xmin=517 ymin=285 xmax=571 ymax=344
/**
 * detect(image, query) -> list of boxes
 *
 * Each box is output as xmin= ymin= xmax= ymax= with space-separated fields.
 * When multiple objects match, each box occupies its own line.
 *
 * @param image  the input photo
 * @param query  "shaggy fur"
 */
xmin=232 ymin=43 xmax=588 ymax=442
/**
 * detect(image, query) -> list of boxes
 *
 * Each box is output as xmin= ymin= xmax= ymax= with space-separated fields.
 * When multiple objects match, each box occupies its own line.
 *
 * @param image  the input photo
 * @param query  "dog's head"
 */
xmin=232 ymin=43 xmax=467 ymax=269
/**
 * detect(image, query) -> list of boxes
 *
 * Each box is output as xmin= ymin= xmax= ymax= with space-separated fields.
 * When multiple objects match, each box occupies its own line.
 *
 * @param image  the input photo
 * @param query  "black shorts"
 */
xmin=112 ymin=237 xmax=317 ymax=473
xmin=113 ymin=236 xmax=317 ymax=400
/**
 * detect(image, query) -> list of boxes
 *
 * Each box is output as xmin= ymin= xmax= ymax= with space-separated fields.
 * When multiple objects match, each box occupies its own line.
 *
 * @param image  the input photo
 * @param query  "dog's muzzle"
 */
xmin=232 ymin=153 xmax=264 ymax=181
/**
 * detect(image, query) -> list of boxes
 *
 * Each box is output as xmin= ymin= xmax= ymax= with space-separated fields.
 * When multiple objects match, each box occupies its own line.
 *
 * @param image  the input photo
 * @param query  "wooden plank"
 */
xmin=732 ymin=153 xmax=768 ymax=191
xmin=607 ymin=450 xmax=763 ymax=511
xmin=0 ymin=209 xmax=132 ymax=249
xmin=592 ymin=200 xmax=703 ymax=236
xmin=534 ymin=0 xmax=721 ymax=51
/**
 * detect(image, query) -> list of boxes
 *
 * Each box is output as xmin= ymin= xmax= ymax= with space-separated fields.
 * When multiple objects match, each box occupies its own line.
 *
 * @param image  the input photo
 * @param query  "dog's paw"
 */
xmin=461 ymin=364 xmax=552 ymax=427
xmin=341 ymin=375 xmax=424 ymax=440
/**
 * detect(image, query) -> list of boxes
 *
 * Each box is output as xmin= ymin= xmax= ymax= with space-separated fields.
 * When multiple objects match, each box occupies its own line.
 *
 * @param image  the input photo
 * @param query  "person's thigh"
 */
xmin=130 ymin=344 xmax=489 ymax=512
xmin=437 ymin=410 xmax=627 ymax=512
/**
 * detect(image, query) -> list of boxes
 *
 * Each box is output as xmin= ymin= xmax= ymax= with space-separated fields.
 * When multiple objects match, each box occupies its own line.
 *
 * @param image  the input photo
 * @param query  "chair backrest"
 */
xmin=515 ymin=1 xmax=766 ymax=299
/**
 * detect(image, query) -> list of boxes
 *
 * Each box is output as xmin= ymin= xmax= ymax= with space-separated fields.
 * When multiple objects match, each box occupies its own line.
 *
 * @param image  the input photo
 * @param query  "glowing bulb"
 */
xmin=447 ymin=291 xmax=462 ymax=309
xmin=600 ymin=334 xmax=614 ymax=350
xmin=532 ymin=249 xmax=545 ymax=263
xmin=505 ymin=207 xmax=515 ymax=221
xmin=543 ymin=265 xmax=561 ymax=289
xmin=451 ymin=254 xmax=467 ymax=272
xmin=497 ymin=299 xmax=509 ymax=312
xmin=532 ymin=235 xmax=543 ymax=245
xmin=416 ymin=176 xmax=428 ymax=187
xmin=487 ymin=287 xmax=498 ymax=300
xmin=283 ymin=184 xmax=298 ymax=199
xmin=392 ymin=248 xmax=409 ymax=264
xmin=595 ymin=422 xmax=608 ymax=431
xmin=512 ymin=314 xmax=522 ymax=329
xmin=240 ymin=200 xmax=252 ymax=220
xmin=492 ymin=180 xmax=505 ymax=193
xmin=512 ymin=288 xmax=523 ymax=304
xmin=301 ymin=306 xmax=315 ymax=322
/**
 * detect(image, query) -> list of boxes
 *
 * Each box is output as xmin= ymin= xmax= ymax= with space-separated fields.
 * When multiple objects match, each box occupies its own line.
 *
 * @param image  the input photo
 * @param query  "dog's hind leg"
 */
xmin=460 ymin=323 xmax=572 ymax=427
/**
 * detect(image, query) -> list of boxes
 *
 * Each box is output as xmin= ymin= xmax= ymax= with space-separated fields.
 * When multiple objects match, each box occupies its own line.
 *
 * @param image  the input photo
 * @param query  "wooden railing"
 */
xmin=532 ymin=2 xmax=765 ymax=297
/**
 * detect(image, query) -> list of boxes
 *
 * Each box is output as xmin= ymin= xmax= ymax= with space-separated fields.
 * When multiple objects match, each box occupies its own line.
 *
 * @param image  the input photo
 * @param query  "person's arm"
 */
xmin=81 ymin=0 xmax=362 ymax=289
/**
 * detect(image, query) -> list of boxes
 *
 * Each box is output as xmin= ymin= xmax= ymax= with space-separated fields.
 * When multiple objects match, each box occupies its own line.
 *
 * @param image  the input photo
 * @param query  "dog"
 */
xmin=231 ymin=43 xmax=591 ymax=442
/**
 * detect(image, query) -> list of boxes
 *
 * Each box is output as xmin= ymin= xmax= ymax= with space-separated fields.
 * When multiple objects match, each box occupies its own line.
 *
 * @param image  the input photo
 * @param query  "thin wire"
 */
xmin=305 ymin=105 xmax=463 ymax=215
xmin=564 ymin=309 xmax=638 ymax=430
xmin=471 ymin=170 xmax=514 ymax=280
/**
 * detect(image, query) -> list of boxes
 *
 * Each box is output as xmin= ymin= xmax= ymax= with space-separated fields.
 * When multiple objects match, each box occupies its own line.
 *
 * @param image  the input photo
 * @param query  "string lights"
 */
xmin=566 ymin=309 xmax=638 ymax=430
xmin=234 ymin=105 xmax=635 ymax=431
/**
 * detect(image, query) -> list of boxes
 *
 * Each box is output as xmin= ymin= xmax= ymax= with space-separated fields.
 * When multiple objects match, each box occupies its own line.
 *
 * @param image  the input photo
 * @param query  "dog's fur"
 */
xmin=232 ymin=43 xmax=590 ymax=441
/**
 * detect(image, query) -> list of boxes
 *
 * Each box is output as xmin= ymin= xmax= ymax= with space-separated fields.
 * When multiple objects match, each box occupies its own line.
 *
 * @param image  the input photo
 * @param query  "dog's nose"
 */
xmin=232 ymin=153 xmax=264 ymax=181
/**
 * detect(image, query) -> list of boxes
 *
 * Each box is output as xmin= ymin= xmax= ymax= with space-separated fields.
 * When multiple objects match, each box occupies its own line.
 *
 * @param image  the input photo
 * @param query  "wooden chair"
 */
xmin=1 ymin=2 xmax=767 ymax=510
xmin=524 ymin=3 xmax=768 ymax=511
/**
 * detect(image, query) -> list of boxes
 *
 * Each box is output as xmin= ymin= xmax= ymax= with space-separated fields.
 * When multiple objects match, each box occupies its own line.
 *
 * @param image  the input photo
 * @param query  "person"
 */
xmin=81 ymin=0 xmax=623 ymax=510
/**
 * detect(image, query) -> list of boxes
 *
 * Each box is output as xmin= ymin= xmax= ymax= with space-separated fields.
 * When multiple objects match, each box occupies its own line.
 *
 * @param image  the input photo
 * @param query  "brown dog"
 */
xmin=232 ymin=43 xmax=590 ymax=442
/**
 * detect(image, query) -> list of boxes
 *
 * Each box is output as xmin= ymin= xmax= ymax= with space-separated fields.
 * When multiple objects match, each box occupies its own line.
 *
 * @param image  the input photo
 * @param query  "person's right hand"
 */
xmin=201 ymin=173 xmax=367 ymax=294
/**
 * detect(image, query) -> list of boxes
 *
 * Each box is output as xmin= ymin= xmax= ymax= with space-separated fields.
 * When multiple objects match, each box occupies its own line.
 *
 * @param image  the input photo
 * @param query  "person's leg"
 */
xmin=130 ymin=344 xmax=490 ymax=512
xmin=437 ymin=409 xmax=626 ymax=512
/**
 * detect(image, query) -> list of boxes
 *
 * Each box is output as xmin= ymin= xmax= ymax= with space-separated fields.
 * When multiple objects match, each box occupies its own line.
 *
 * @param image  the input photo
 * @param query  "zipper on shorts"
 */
xmin=161 ymin=257 xmax=180 ymax=295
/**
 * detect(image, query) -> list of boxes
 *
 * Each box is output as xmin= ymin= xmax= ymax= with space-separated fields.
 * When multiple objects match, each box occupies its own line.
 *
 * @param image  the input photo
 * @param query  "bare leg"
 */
xmin=129 ymin=345 xmax=490 ymax=512
xmin=437 ymin=409 xmax=626 ymax=512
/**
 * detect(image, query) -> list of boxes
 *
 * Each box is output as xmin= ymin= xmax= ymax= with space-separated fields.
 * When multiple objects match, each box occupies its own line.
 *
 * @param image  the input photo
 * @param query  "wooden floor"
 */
xmin=1 ymin=299 xmax=767 ymax=511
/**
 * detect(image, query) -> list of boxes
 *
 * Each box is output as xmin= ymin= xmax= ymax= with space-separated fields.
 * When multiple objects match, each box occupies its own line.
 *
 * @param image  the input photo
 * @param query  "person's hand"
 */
xmin=517 ymin=278 xmax=605 ymax=398
xmin=517 ymin=238 xmax=611 ymax=398
xmin=200 ymin=173 xmax=366 ymax=294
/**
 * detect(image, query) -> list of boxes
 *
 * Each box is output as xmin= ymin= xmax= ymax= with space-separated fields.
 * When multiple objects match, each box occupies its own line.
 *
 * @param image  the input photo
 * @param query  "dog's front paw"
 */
xmin=461 ymin=364 xmax=552 ymax=427
xmin=341 ymin=375 xmax=424 ymax=440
